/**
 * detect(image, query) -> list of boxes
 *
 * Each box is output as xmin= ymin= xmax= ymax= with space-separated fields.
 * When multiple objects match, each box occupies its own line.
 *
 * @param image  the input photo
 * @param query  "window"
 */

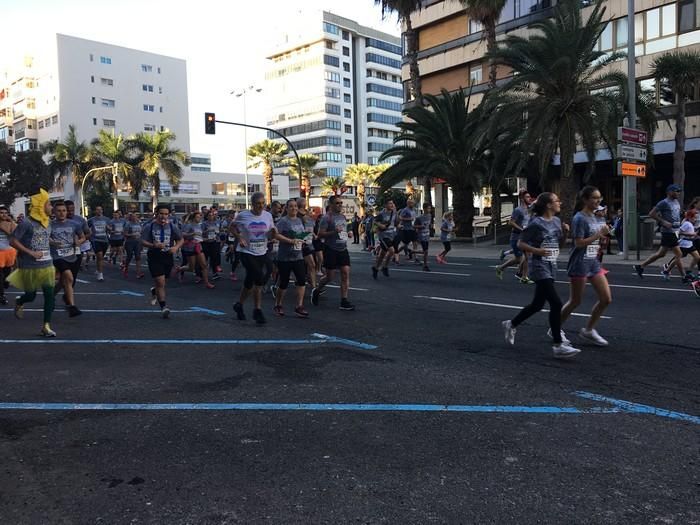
xmin=345 ymin=139 xmax=352 ymax=149
xmin=325 ymin=40 xmax=336 ymax=49
xmin=342 ymin=30 xmax=350 ymax=40
xmin=615 ymin=17 xmax=628 ymax=48
xmin=159 ymin=106 xmax=163 ymax=113
xmin=91 ymin=97 xmax=96 ymax=104
xmin=158 ymin=86 xmax=163 ymax=94
xmin=52 ymin=115 xmax=57 ymax=124
xmin=470 ymin=64 xmax=483 ymax=85
xmin=272 ymin=185 xmax=279 ymax=197
xmin=343 ymin=62 xmax=350 ymax=72
xmin=38 ymin=120 xmax=44 ymax=129
xmin=44 ymin=118 xmax=50 ymax=127
xmin=344 ymin=94 xmax=351 ymax=103
xmin=142 ymin=84 xmax=154 ymax=92
xmin=291 ymin=136 xmax=342 ymax=150
xmin=343 ymin=46 xmax=350 ymax=56
xmin=326 ymin=167 xmax=343 ymax=177
xmin=646 ymin=8 xmax=660 ymax=40
xmin=324 ymin=22 xmax=340 ymax=35
xmin=344 ymin=124 xmax=352 ymax=133
xmin=143 ymin=104 xmax=155 ymax=112
xmin=368 ymin=142 xmax=391 ymax=152
xmin=365 ymin=38 xmax=402 ymax=55
xmin=366 ymin=53 xmax=401 ymax=69
xmin=89 ymin=54 xmax=94 ymax=62
xmin=144 ymin=124 xmax=156 ymax=131
xmin=325 ymin=71 xmax=341 ymax=83
xmin=101 ymin=77 xmax=113 ymax=86
xmin=101 ymin=98 xmax=115 ymax=108
xmin=157 ymin=67 xmax=161 ymax=74
xmin=141 ymin=64 xmax=153 ymax=72
xmin=366 ymin=83 xmax=402 ymax=98
xmin=326 ymin=103 xmax=341 ymax=115
xmin=367 ymin=113 xmax=401 ymax=125
xmin=344 ymin=109 xmax=351 ymax=118
xmin=318 ymin=152 xmax=343 ymax=162
xmin=326 ymin=87 xmax=341 ymax=98
xmin=93 ymin=118 xmax=97 ymax=125
xmin=679 ymin=0 xmax=698 ymax=33
xmin=367 ymin=98 xmax=402 ymax=111
xmin=469 ymin=19 xmax=483 ymax=34
xmin=100 ymin=56 xmax=111 ymax=64
xmin=345 ymin=155 xmax=353 ymax=163
xmin=269 ymin=119 xmax=341 ymax=138
xmin=90 ymin=75 xmax=95 ymax=83
xmin=160 ymin=126 xmax=165 ymax=131
xmin=324 ymin=55 xmax=340 ymax=67
xmin=662 ymin=4 xmax=676 ymax=36
xmin=102 ymin=119 xmax=115 ymax=127
xmin=343 ymin=78 xmax=351 ymax=88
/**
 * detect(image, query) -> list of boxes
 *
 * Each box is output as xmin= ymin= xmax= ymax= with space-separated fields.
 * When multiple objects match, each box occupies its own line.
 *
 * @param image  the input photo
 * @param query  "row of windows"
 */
xmin=318 ymin=152 xmax=343 ymax=162
xmin=367 ymin=113 xmax=401 ymax=125
xmin=90 ymin=119 xmax=166 ymax=132
xmin=36 ymin=115 xmax=59 ymax=129
xmin=367 ymin=98 xmax=402 ymax=112
xmin=90 ymin=54 xmax=162 ymax=73
xmin=366 ymin=83 xmax=402 ymax=98
xmin=368 ymin=128 xmax=398 ymax=139
xmin=326 ymin=103 xmax=341 ymax=115
xmin=324 ymin=55 xmax=340 ymax=67
xmin=291 ymin=136 xmax=342 ymax=150
xmin=368 ymin=142 xmax=392 ymax=152
xmin=365 ymin=38 xmax=402 ymax=56
xmin=212 ymin=183 xmax=278 ymax=197
xmin=323 ymin=22 xmax=350 ymax=41
xmin=270 ymin=119 xmax=341 ymax=138
xmin=326 ymin=87 xmax=340 ymax=99
xmin=266 ymin=56 xmax=322 ymax=79
xmin=366 ymin=53 xmax=401 ymax=70
xmin=366 ymin=69 xmax=401 ymax=83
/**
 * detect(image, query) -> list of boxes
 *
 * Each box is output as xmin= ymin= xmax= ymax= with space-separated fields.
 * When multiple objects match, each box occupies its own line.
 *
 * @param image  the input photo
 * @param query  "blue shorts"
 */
xmin=510 ymin=239 xmax=523 ymax=258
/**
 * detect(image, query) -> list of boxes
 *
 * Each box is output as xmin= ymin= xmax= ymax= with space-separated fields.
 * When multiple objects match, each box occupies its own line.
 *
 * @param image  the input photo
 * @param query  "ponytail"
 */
xmin=532 ymin=193 xmax=553 ymax=216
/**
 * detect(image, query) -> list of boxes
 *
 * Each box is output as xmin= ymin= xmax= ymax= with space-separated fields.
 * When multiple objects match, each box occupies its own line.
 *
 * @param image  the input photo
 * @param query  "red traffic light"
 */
xmin=205 ymin=112 xmax=216 ymax=134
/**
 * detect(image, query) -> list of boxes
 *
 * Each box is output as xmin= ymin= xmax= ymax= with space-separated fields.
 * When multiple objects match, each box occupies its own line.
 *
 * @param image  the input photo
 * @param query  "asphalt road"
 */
xmin=0 ymin=245 xmax=698 ymax=524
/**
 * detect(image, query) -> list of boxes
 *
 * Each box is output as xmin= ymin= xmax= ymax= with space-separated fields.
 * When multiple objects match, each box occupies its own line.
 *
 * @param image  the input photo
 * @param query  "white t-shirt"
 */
xmin=235 ymin=210 xmax=274 ymax=256
xmin=678 ymin=220 xmax=695 ymax=249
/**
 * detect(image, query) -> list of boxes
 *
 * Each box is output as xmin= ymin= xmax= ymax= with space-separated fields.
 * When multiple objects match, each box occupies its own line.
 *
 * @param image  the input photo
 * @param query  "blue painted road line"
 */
xmin=189 ymin=306 xmax=226 ymax=316
xmin=0 ymin=402 xmax=620 ymax=413
xmin=119 ymin=290 xmax=146 ymax=297
xmin=0 ymin=307 xmax=225 ymax=315
xmin=311 ymin=333 xmax=378 ymax=350
xmin=0 ymin=339 xmax=328 ymax=345
xmin=573 ymin=391 xmax=700 ymax=425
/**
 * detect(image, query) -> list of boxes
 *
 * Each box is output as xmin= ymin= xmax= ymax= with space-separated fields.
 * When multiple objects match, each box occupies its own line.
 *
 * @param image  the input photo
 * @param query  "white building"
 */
xmin=265 ymin=11 xmax=402 ymax=196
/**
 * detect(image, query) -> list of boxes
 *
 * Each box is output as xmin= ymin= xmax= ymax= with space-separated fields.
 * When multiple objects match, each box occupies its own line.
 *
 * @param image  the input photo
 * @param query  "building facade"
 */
xmin=265 ymin=11 xmax=402 ymax=196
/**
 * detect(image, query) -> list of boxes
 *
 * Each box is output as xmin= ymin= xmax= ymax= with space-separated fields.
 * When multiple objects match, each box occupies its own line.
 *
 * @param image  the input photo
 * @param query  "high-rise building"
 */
xmin=265 ymin=11 xmax=402 ymax=196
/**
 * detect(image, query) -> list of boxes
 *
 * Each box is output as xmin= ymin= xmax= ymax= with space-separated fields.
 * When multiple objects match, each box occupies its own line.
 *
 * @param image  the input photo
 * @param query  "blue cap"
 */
xmin=667 ymin=184 xmax=683 ymax=192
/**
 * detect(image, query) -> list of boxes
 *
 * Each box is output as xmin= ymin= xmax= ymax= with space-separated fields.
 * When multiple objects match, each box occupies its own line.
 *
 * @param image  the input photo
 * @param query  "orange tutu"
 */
xmin=0 ymin=247 xmax=16 ymax=268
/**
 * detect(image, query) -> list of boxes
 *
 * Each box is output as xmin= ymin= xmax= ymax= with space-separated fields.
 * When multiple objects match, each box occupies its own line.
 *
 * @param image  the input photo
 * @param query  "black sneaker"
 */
xmin=339 ymin=299 xmax=355 ymax=311
xmin=68 ymin=305 xmax=82 ymax=318
xmin=371 ymin=267 xmax=378 ymax=280
xmin=381 ymin=267 xmax=389 ymax=277
xmin=423 ymin=265 xmax=430 ymax=272
xmin=233 ymin=302 xmax=246 ymax=321
xmin=311 ymin=287 xmax=320 ymax=306
xmin=253 ymin=308 xmax=266 ymax=324
xmin=633 ymin=265 xmax=644 ymax=279
xmin=211 ymin=272 xmax=222 ymax=281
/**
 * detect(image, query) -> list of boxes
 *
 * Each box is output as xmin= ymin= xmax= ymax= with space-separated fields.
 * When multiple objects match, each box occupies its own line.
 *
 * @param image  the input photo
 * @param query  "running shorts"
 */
xmin=109 ymin=239 xmax=124 ymax=248
xmin=660 ymin=232 xmax=680 ymax=248
xmin=147 ymin=249 xmax=174 ymax=278
xmin=509 ymin=238 xmax=523 ymax=258
xmin=92 ymin=240 xmax=109 ymax=254
xmin=323 ymin=248 xmax=350 ymax=270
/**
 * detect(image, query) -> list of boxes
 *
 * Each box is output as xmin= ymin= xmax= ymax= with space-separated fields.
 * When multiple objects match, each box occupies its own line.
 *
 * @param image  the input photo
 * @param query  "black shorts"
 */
xmin=147 ymin=250 xmax=174 ymax=278
xmin=277 ymin=259 xmax=307 ymax=289
xmin=240 ymin=252 xmax=267 ymax=289
xmin=660 ymin=232 xmax=680 ymax=248
xmin=420 ymin=240 xmax=429 ymax=252
xmin=312 ymin=239 xmax=324 ymax=253
xmin=323 ymin=248 xmax=350 ymax=270
xmin=379 ymin=237 xmax=395 ymax=252
xmin=302 ymin=244 xmax=314 ymax=258
xmin=401 ymin=230 xmax=417 ymax=244
xmin=109 ymin=239 xmax=124 ymax=248
xmin=681 ymin=246 xmax=698 ymax=257
xmin=53 ymin=258 xmax=78 ymax=276
xmin=93 ymin=240 xmax=109 ymax=254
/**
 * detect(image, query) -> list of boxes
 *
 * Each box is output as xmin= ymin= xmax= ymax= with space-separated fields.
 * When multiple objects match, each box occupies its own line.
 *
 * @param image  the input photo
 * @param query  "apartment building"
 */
xmin=406 ymin=0 xmax=700 ymax=215
xmin=265 ymin=11 xmax=402 ymax=196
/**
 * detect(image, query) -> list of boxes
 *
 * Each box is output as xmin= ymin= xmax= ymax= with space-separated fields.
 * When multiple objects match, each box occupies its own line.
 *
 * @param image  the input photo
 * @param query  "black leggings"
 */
xmin=124 ymin=241 xmax=141 ymax=267
xmin=0 ymin=266 xmax=11 ymax=297
xmin=202 ymin=242 xmax=221 ymax=272
xmin=442 ymin=241 xmax=452 ymax=253
xmin=511 ymin=278 xmax=563 ymax=344
xmin=277 ymin=260 xmax=306 ymax=289
xmin=240 ymin=252 xmax=267 ymax=289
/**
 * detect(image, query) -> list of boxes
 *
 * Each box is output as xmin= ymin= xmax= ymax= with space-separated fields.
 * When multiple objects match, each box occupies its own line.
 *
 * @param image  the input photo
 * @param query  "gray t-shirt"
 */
xmin=567 ymin=211 xmax=602 ymax=277
xmin=319 ymin=212 xmax=349 ymax=252
xmin=88 ymin=216 xmax=110 ymax=241
xmin=13 ymin=218 xmax=53 ymax=269
xmin=275 ymin=216 xmax=306 ymax=262
xmin=142 ymin=222 xmax=182 ymax=250
xmin=124 ymin=221 xmax=142 ymax=243
xmin=68 ymin=214 xmax=91 ymax=236
xmin=0 ymin=226 xmax=11 ymax=250
xmin=655 ymin=197 xmax=681 ymax=233
xmin=108 ymin=219 xmax=126 ymax=240
xmin=440 ymin=219 xmax=454 ymax=242
xmin=415 ymin=213 xmax=431 ymax=242
xmin=50 ymin=219 xmax=82 ymax=262
xmin=183 ymin=222 xmax=204 ymax=243
xmin=510 ymin=206 xmax=530 ymax=241
xmin=519 ymin=216 xmax=562 ymax=281
xmin=399 ymin=207 xmax=417 ymax=230
xmin=202 ymin=220 xmax=220 ymax=242
xmin=376 ymin=210 xmax=397 ymax=241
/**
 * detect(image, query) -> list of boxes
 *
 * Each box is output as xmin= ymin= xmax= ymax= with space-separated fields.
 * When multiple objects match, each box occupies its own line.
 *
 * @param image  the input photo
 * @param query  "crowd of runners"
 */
xmin=1 ymin=184 xmax=698 ymax=358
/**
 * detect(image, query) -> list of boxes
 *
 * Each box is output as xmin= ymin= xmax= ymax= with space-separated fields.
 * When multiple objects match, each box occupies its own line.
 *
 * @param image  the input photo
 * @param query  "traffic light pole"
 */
xmin=623 ymin=0 xmax=638 ymax=260
xmin=212 ymin=118 xmax=302 ymax=202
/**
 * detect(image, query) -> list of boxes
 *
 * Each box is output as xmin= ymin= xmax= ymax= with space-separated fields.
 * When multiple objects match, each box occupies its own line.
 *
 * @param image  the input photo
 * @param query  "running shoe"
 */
xmin=14 ymin=298 xmax=24 ymax=319
xmin=381 ymin=267 xmax=389 ymax=277
xmin=371 ymin=267 xmax=378 ymax=280
xmin=96 ymin=272 xmax=104 ymax=282
xmin=215 ymin=266 xmax=222 ymax=273
xmin=502 ymin=320 xmax=516 ymax=346
xmin=68 ymin=305 xmax=82 ymax=318
xmin=423 ymin=265 xmax=431 ymax=272
xmin=499 ymin=249 xmax=507 ymax=263
xmin=496 ymin=268 xmax=503 ymax=280
xmin=195 ymin=276 xmax=202 ymax=284
xmin=212 ymin=273 xmax=222 ymax=281
xmin=681 ymin=275 xmax=694 ymax=284
xmin=514 ymin=272 xmax=522 ymax=281
xmin=579 ymin=328 xmax=608 ymax=346
xmin=270 ymin=284 xmax=278 ymax=299
xmin=661 ymin=269 xmax=670 ymax=281
xmin=633 ymin=264 xmax=644 ymax=279
xmin=149 ymin=287 xmax=157 ymax=306
xmin=311 ymin=287 xmax=320 ymax=306
xmin=161 ymin=306 xmax=171 ymax=319
xmin=0 ymin=296 xmax=7 ymax=306
xmin=520 ymin=276 xmax=535 ymax=285
xmin=230 ymin=272 xmax=237 ymax=281
xmin=273 ymin=305 xmax=284 ymax=317
xmin=692 ymin=280 xmax=700 ymax=298
xmin=233 ymin=302 xmax=246 ymax=320
xmin=40 ymin=324 xmax=56 ymax=338
xmin=436 ymin=255 xmax=444 ymax=264
xmin=253 ymin=308 xmax=266 ymax=324
xmin=552 ymin=342 xmax=581 ymax=359
xmin=547 ymin=328 xmax=571 ymax=344
xmin=339 ymin=299 xmax=355 ymax=311
xmin=662 ymin=262 xmax=670 ymax=273
xmin=294 ymin=306 xmax=309 ymax=318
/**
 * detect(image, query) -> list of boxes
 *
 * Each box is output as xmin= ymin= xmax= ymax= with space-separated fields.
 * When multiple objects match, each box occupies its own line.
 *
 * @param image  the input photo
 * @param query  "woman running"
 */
xmin=273 ymin=199 xmax=309 ymax=318
xmin=0 ymin=205 xmax=17 ymax=306
xmin=502 ymin=192 xmax=581 ymax=359
xmin=436 ymin=211 xmax=454 ymax=264
xmin=201 ymin=209 xmax=222 ymax=280
xmin=560 ymin=186 xmax=612 ymax=347
xmin=179 ymin=211 xmax=214 ymax=289
xmin=123 ymin=212 xmax=145 ymax=279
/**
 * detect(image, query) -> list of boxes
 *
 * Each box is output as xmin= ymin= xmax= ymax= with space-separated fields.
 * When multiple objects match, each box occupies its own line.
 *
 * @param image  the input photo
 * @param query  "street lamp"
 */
xmin=230 ymin=85 xmax=262 ymax=209
xmin=79 ymin=162 xmax=118 ymax=216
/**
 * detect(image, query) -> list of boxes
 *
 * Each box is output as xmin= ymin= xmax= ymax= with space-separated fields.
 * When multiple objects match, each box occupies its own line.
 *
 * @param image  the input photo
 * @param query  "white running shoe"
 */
xmin=547 ymin=328 xmax=571 ymax=344
xmin=579 ymin=328 xmax=609 ymax=347
xmin=552 ymin=342 xmax=581 ymax=359
xmin=149 ymin=287 xmax=157 ymax=306
xmin=502 ymin=320 xmax=516 ymax=346
xmin=96 ymin=272 xmax=104 ymax=282
xmin=161 ymin=306 xmax=171 ymax=319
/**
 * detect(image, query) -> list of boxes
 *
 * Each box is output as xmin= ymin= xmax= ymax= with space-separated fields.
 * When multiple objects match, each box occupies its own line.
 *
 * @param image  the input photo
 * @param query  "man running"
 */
xmin=141 ymin=204 xmax=183 ymax=318
xmin=371 ymin=199 xmax=398 ymax=278
xmin=634 ymin=184 xmax=686 ymax=280
xmin=64 ymin=200 xmax=91 ymax=280
xmin=397 ymin=199 xmax=418 ymax=260
xmin=88 ymin=205 xmax=110 ymax=282
xmin=108 ymin=210 xmax=126 ymax=267
xmin=312 ymin=195 xmax=355 ymax=310
xmin=124 ymin=212 xmax=145 ymax=278
xmin=497 ymin=189 xmax=533 ymax=283
xmin=413 ymin=202 xmax=433 ymax=271
xmin=50 ymin=201 xmax=85 ymax=317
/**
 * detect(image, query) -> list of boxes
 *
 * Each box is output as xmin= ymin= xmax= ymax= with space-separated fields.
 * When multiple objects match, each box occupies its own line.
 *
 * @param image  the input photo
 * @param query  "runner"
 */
xmin=313 ymin=209 xmax=326 ymax=279
xmin=7 ymin=187 xmax=57 ymax=337
xmin=49 ymin=201 xmax=85 ymax=317
xmin=676 ymin=209 xmax=700 ymax=275
xmin=311 ymin=195 xmax=355 ymax=310
xmin=501 ymin=192 xmax=581 ymax=359
xmin=107 ymin=210 xmax=126 ymax=267
xmin=559 ymin=186 xmax=612 ymax=347
xmin=123 ymin=212 xmax=145 ymax=279
xmin=202 ymin=209 xmax=222 ymax=281
xmin=496 ymin=190 xmax=533 ymax=283
xmin=297 ymin=198 xmax=318 ymax=290
xmin=231 ymin=192 xmax=275 ymax=324
xmin=141 ymin=204 xmax=183 ymax=318
xmin=634 ymin=184 xmax=686 ymax=280
xmin=413 ymin=202 xmax=433 ymax=271
xmin=397 ymin=199 xmax=418 ymax=260
xmin=436 ymin=211 xmax=455 ymax=264
xmin=179 ymin=211 xmax=214 ymax=288
xmin=273 ymin=199 xmax=310 ymax=318
xmin=88 ymin=205 xmax=110 ymax=282
xmin=371 ymin=199 xmax=398 ymax=279
xmin=64 ymin=200 xmax=91 ymax=282
xmin=0 ymin=205 xmax=17 ymax=306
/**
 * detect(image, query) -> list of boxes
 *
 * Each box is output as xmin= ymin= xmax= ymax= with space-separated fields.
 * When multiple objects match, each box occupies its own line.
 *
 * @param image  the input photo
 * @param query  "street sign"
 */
xmin=617 ymin=144 xmax=647 ymax=162
xmin=366 ymin=195 xmax=376 ymax=206
xmin=618 ymin=161 xmax=646 ymax=177
xmin=617 ymin=127 xmax=648 ymax=145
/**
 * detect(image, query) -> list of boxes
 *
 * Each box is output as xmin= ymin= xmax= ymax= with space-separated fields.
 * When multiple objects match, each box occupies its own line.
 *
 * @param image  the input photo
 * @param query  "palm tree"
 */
xmin=284 ymin=153 xmax=321 ymax=208
xmin=650 ymin=50 xmax=700 ymax=190
xmin=319 ymin=176 xmax=346 ymax=197
xmin=378 ymin=88 xmax=486 ymax=237
xmin=460 ymin=0 xmax=507 ymax=89
xmin=486 ymin=0 xmax=627 ymax=220
xmin=247 ymin=139 xmax=288 ymax=205
xmin=42 ymin=124 xmax=93 ymax=209
xmin=90 ymin=129 xmax=137 ymax=211
xmin=129 ymin=130 xmax=190 ymax=211
xmin=344 ymin=163 xmax=386 ymax=217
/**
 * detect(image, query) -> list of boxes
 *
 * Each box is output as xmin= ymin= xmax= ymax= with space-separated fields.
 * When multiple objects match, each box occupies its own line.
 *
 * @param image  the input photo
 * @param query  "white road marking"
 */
xmin=325 ymin=284 xmax=369 ymax=292
xmin=393 ymin=269 xmax=470 ymax=277
xmin=555 ymin=281 xmax=692 ymax=293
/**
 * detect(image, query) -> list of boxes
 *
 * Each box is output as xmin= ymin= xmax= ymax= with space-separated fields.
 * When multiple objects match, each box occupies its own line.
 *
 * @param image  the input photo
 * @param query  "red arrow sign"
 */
xmin=618 ymin=127 xmax=648 ymax=145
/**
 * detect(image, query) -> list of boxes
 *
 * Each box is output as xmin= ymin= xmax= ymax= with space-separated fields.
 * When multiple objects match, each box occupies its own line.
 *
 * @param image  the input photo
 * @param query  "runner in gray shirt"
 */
xmin=50 ymin=201 xmax=85 ymax=317
xmin=372 ymin=199 xmax=398 ymax=278
xmin=273 ymin=199 xmax=310 ymax=318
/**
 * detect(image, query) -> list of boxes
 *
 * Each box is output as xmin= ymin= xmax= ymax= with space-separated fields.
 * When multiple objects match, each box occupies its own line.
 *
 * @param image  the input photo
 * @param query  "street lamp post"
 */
xmin=623 ymin=0 xmax=638 ymax=260
xmin=79 ymin=163 xmax=119 ymax=216
xmin=231 ymin=85 xmax=262 ymax=209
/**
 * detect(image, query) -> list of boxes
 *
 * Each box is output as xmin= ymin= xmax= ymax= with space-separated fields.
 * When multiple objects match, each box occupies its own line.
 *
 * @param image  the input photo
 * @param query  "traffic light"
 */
xmin=205 ymin=112 xmax=215 ymax=134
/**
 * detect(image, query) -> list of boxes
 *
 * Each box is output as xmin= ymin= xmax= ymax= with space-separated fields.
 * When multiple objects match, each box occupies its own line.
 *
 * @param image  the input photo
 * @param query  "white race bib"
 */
xmin=38 ymin=250 xmax=52 ymax=262
xmin=193 ymin=235 xmax=203 ymax=243
xmin=338 ymin=231 xmax=348 ymax=241
xmin=272 ymin=240 xmax=280 ymax=252
xmin=585 ymin=243 xmax=599 ymax=259
xmin=248 ymin=238 xmax=267 ymax=254
xmin=57 ymin=247 xmax=76 ymax=257
xmin=293 ymin=239 xmax=303 ymax=251
xmin=542 ymin=242 xmax=559 ymax=262
xmin=207 ymin=231 xmax=217 ymax=240
xmin=304 ymin=234 xmax=313 ymax=245
xmin=80 ymin=241 xmax=92 ymax=253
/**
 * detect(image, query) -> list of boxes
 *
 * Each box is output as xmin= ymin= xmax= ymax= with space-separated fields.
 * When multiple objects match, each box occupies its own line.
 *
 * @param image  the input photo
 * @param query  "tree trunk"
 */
xmin=486 ymin=20 xmax=498 ymax=89
xmin=452 ymin=183 xmax=474 ymax=238
xmin=151 ymin=177 xmax=159 ymax=212
xmin=264 ymin=164 xmax=273 ymax=205
xmin=491 ymin=187 xmax=502 ymax=238
xmin=405 ymin=17 xmax=421 ymax=103
xmin=304 ymin=175 xmax=311 ymax=209
xmin=674 ymin=97 xmax=686 ymax=189
xmin=421 ymin=176 xmax=432 ymax=205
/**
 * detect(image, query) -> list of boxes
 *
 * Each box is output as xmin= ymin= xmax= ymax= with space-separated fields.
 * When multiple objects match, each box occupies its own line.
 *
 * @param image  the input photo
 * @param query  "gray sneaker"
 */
xmin=547 ymin=328 xmax=571 ymax=344
xmin=502 ymin=320 xmax=516 ymax=346
xmin=552 ymin=342 xmax=581 ymax=359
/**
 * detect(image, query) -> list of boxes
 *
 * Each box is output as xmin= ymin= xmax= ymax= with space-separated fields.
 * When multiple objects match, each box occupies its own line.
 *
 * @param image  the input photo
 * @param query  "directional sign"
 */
xmin=366 ymin=194 xmax=376 ymax=206
xmin=617 ymin=144 xmax=648 ymax=162
xmin=618 ymin=161 xmax=646 ymax=178
xmin=618 ymin=127 xmax=648 ymax=145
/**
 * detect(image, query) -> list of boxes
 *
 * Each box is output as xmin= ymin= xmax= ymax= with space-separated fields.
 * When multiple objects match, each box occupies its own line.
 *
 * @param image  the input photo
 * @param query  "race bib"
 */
xmin=57 ymin=247 xmax=76 ymax=257
xmin=80 ymin=241 xmax=92 ymax=253
xmin=38 ymin=250 xmax=52 ymax=262
xmin=94 ymin=225 xmax=105 ymax=235
xmin=248 ymin=238 xmax=267 ymax=254
xmin=207 ymin=231 xmax=217 ymax=240
xmin=228 ymin=235 xmax=236 ymax=243
xmin=446 ymin=234 xmax=453 ymax=241
xmin=272 ymin=240 xmax=280 ymax=252
xmin=293 ymin=239 xmax=303 ymax=251
xmin=585 ymin=243 xmax=599 ymax=259
xmin=193 ymin=235 xmax=203 ymax=243
xmin=542 ymin=242 xmax=559 ymax=262
xmin=338 ymin=231 xmax=348 ymax=241
xmin=304 ymin=234 xmax=313 ymax=245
